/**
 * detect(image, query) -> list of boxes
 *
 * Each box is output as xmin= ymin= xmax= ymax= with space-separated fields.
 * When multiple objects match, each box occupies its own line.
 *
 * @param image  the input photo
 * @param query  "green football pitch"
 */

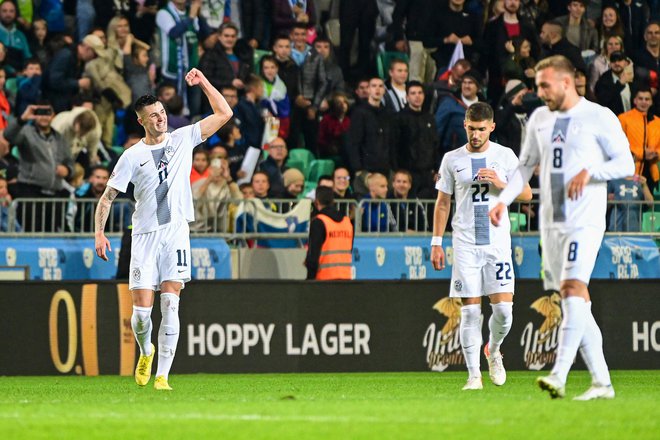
xmin=0 ymin=371 xmax=657 ymax=439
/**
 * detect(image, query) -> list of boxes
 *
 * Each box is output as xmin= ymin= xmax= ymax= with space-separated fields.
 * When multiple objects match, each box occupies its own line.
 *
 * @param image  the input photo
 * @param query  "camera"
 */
xmin=34 ymin=107 xmax=53 ymax=116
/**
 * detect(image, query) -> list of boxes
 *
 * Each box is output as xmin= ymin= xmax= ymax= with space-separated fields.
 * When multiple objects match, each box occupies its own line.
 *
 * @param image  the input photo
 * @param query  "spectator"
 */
xmin=280 ymin=168 xmax=305 ymax=213
xmin=305 ymin=174 xmax=334 ymax=200
xmin=539 ymin=20 xmax=588 ymax=74
xmin=520 ymin=0 xmax=550 ymax=29
xmin=501 ymin=36 xmax=537 ymax=89
xmin=73 ymin=165 xmax=129 ymax=232
xmin=272 ymin=0 xmax=316 ymax=37
xmin=390 ymin=0 xmax=440 ymax=83
xmin=555 ymin=0 xmax=598 ymax=53
xmin=339 ymin=0 xmax=377 ymax=81
xmin=618 ymin=87 xmax=660 ymax=190
xmin=260 ymin=55 xmax=291 ymax=139
xmin=0 ymin=66 xmax=8 ymax=129
xmin=314 ymin=37 xmax=346 ymax=96
xmin=597 ymin=6 xmax=625 ymax=50
xmin=345 ymin=77 xmax=396 ymax=196
xmin=613 ymin=0 xmax=649 ymax=53
xmin=353 ymin=77 xmax=370 ymax=103
xmin=221 ymin=85 xmax=240 ymax=109
xmin=595 ymin=51 xmax=635 ymax=115
xmin=215 ymin=118 xmax=247 ymax=181
xmin=190 ymin=147 xmax=210 ymax=184
xmin=107 ymin=15 xmax=147 ymax=71
xmin=305 ymin=186 xmax=353 ymax=280
xmin=192 ymin=156 xmax=242 ymax=232
xmin=234 ymin=74 xmax=265 ymax=149
xmin=360 ymin=172 xmax=394 ymax=232
xmin=0 ymin=0 xmax=31 ymax=72
xmin=607 ymin=175 xmax=654 ymax=232
xmin=198 ymin=22 xmax=252 ymax=97
xmin=435 ymin=69 xmax=483 ymax=163
xmin=14 ymin=58 xmax=43 ymax=117
xmin=430 ymin=59 xmax=471 ymax=111
xmin=482 ymin=0 xmax=540 ymax=104
xmin=0 ymin=41 xmax=14 ymax=78
xmin=50 ymin=103 xmax=102 ymax=172
xmin=395 ymin=81 xmax=438 ymax=198
xmin=27 ymin=18 xmax=50 ymax=67
xmin=575 ymin=69 xmax=597 ymax=101
xmin=156 ymin=0 xmax=203 ymax=115
xmin=164 ymin=95 xmax=191 ymax=130
xmin=259 ymin=136 xmax=289 ymax=197
xmin=271 ymin=34 xmax=300 ymax=101
xmin=388 ymin=169 xmax=427 ymax=232
xmin=291 ymin=22 xmax=328 ymax=153
xmin=634 ymin=21 xmax=660 ymax=78
xmin=124 ymin=42 xmax=155 ymax=104
xmin=495 ymin=79 xmax=531 ymax=156
xmin=383 ymin=58 xmax=408 ymax=113
xmin=590 ymin=35 xmax=625 ymax=92
xmin=82 ymin=33 xmax=132 ymax=148
xmin=43 ymin=35 xmax=93 ymax=113
xmin=240 ymin=182 xmax=255 ymax=198
xmin=251 ymin=170 xmax=278 ymax=211
xmin=6 ymin=102 xmax=73 ymax=232
xmin=333 ymin=166 xmax=354 ymax=200
xmin=203 ymin=0 xmax=266 ymax=49
xmin=436 ymin=0 xmax=482 ymax=74
xmin=318 ymin=92 xmax=350 ymax=161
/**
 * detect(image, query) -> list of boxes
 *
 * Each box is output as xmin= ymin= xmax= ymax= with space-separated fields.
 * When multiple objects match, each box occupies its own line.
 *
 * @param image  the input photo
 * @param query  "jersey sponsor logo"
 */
xmin=520 ymin=292 xmax=561 ymax=370
xmin=423 ymin=297 xmax=465 ymax=371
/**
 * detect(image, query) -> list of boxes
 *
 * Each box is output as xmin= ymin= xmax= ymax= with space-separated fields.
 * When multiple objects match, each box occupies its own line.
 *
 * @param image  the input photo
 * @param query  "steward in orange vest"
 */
xmin=305 ymin=186 xmax=354 ymax=280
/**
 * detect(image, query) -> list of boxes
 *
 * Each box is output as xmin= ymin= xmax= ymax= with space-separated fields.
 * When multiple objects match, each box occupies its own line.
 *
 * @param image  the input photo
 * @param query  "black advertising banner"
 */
xmin=0 ymin=280 xmax=658 ymax=375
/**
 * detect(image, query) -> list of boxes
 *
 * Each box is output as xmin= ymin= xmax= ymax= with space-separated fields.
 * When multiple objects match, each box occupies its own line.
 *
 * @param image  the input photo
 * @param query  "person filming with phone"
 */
xmin=4 ymin=102 xmax=73 ymax=232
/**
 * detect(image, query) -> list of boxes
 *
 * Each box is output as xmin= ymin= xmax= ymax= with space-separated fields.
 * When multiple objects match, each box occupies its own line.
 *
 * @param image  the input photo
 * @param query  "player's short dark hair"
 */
xmin=535 ymin=55 xmax=575 ymax=76
xmin=315 ymin=186 xmax=335 ymax=207
xmin=465 ymin=102 xmax=494 ymax=122
xmin=406 ymin=80 xmax=424 ymax=94
xmin=134 ymin=94 xmax=159 ymax=113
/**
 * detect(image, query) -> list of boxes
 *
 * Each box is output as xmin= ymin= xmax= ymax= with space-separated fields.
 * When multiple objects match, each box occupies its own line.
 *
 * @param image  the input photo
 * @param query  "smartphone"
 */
xmin=34 ymin=107 xmax=53 ymax=116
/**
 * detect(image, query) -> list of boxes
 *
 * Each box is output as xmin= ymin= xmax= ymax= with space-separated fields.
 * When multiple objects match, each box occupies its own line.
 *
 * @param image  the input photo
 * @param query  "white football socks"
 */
xmin=579 ymin=302 xmax=612 ymax=386
xmin=156 ymin=293 xmax=180 ymax=380
xmin=460 ymin=304 xmax=482 ymax=378
xmin=551 ymin=297 xmax=588 ymax=385
xmin=131 ymin=305 xmax=153 ymax=356
xmin=488 ymin=302 xmax=513 ymax=354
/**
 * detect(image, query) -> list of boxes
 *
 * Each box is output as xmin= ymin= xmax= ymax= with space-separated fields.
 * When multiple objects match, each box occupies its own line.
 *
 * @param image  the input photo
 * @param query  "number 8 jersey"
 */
xmin=520 ymin=98 xmax=630 ymax=232
xmin=108 ymin=122 xmax=203 ymax=235
xmin=436 ymin=141 xmax=520 ymax=248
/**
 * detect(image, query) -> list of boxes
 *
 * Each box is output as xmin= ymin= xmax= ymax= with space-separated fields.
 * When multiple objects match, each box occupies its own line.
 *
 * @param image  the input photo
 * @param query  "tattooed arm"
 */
xmin=94 ymin=186 xmax=120 ymax=261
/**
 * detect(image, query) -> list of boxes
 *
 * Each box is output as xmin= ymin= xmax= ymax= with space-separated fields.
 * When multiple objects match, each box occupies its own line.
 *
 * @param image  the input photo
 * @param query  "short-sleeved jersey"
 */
xmin=520 ymin=98 xmax=630 ymax=232
xmin=436 ymin=141 xmax=520 ymax=248
xmin=108 ymin=123 xmax=203 ymax=234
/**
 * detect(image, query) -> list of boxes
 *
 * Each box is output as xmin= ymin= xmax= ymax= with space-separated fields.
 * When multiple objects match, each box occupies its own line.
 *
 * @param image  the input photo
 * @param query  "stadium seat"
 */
xmin=306 ymin=159 xmax=335 ymax=183
xmin=286 ymin=159 xmax=307 ymax=175
xmin=299 ymin=181 xmax=317 ymax=199
xmin=377 ymin=51 xmax=410 ymax=80
xmin=509 ymin=212 xmax=527 ymax=232
xmin=11 ymin=145 xmax=19 ymax=160
xmin=253 ymin=49 xmax=272 ymax=74
xmin=287 ymin=148 xmax=315 ymax=173
xmin=641 ymin=212 xmax=660 ymax=233
xmin=5 ymin=77 xmax=17 ymax=97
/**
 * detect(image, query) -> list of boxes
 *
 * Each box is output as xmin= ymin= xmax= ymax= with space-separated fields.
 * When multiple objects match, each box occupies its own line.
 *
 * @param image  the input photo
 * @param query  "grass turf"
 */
xmin=0 ymin=371 xmax=657 ymax=439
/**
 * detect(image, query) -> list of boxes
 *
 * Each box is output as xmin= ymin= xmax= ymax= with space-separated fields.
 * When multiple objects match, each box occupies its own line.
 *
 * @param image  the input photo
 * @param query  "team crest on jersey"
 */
xmin=165 ymin=144 xmax=175 ymax=155
xmin=454 ymin=280 xmax=463 ymax=291
xmin=132 ymin=268 xmax=141 ymax=281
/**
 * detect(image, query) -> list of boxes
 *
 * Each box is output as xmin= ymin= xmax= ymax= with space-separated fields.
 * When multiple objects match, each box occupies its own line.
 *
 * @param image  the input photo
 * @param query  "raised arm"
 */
xmin=185 ymin=68 xmax=233 ymax=140
xmin=94 ymin=186 xmax=120 ymax=261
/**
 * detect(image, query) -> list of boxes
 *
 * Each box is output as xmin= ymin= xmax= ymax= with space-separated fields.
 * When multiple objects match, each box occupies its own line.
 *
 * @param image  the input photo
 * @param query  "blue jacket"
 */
xmin=435 ymin=94 xmax=468 ymax=159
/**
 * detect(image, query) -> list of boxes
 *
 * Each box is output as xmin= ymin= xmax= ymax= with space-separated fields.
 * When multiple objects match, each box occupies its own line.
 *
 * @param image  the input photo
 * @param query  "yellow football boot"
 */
xmin=154 ymin=375 xmax=173 ymax=391
xmin=134 ymin=343 xmax=155 ymax=386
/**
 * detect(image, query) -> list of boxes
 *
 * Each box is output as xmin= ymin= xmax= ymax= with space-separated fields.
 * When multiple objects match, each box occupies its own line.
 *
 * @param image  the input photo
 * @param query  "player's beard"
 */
xmin=470 ymin=136 xmax=487 ymax=149
xmin=545 ymin=91 xmax=565 ymax=111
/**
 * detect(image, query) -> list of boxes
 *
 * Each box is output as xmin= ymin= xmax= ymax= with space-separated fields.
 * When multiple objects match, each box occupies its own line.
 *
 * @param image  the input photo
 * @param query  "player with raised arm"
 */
xmin=431 ymin=102 xmax=532 ymax=390
xmin=94 ymin=68 xmax=232 ymax=390
xmin=489 ymin=55 xmax=634 ymax=400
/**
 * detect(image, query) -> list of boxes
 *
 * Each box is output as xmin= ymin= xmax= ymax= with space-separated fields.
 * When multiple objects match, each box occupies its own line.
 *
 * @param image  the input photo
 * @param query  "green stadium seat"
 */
xmin=641 ymin=211 xmax=660 ymax=233
xmin=287 ymin=148 xmax=315 ymax=172
xmin=286 ymin=159 xmax=306 ymax=175
xmin=377 ymin=51 xmax=410 ymax=80
xmin=306 ymin=159 xmax=335 ymax=183
xmin=298 ymin=181 xmax=317 ymax=199
xmin=11 ymin=146 xmax=20 ymax=160
xmin=5 ymin=77 xmax=17 ymax=97
xmin=253 ymin=49 xmax=272 ymax=74
xmin=509 ymin=212 xmax=527 ymax=232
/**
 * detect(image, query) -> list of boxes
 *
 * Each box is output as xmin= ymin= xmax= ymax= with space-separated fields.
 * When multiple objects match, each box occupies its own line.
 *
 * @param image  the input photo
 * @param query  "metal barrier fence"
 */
xmin=1 ymin=197 xmax=659 ymax=237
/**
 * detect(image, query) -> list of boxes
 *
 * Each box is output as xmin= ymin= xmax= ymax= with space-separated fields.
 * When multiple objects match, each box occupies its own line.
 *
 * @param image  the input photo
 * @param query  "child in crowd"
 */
xmin=15 ymin=59 xmax=42 ymax=116
xmin=124 ymin=43 xmax=154 ymax=104
xmin=260 ymin=55 xmax=290 ymax=139
xmin=191 ymin=147 xmax=210 ymax=184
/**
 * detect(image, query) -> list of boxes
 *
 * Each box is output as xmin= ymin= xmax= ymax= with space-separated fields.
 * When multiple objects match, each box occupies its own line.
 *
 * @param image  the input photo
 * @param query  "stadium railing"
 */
xmin=1 ymin=198 xmax=658 ymax=240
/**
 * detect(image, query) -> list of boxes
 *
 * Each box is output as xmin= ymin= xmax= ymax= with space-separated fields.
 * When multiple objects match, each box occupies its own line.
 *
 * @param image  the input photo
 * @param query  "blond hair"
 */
xmin=535 ymin=55 xmax=576 ymax=76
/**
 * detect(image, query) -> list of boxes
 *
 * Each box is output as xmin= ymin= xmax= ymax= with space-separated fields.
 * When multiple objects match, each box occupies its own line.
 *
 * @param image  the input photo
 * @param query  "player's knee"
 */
xmin=461 ymin=304 xmax=481 ymax=326
xmin=560 ymin=280 xmax=588 ymax=299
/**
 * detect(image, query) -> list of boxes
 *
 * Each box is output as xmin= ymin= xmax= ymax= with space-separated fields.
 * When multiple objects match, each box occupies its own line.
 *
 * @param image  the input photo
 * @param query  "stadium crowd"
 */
xmin=0 ymin=0 xmax=659 ymax=234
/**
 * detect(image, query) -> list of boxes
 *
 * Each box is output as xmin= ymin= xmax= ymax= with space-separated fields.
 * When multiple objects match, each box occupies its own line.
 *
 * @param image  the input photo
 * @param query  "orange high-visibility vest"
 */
xmin=316 ymin=214 xmax=353 ymax=280
xmin=618 ymin=108 xmax=660 ymax=182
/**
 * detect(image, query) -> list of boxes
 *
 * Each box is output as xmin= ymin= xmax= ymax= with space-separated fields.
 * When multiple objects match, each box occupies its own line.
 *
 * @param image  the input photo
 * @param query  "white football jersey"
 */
xmin=519 ymin=98 xmax=632 ymax=231
xmin=108 ymin=122 xmax=203 ymax=234
xmin=436 ymin=141 xmax=520 ymax=248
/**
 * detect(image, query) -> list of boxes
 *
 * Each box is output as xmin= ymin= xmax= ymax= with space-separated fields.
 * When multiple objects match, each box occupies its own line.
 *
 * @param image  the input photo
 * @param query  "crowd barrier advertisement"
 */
xmin=0 ymin=280 xmax=657 ymax=376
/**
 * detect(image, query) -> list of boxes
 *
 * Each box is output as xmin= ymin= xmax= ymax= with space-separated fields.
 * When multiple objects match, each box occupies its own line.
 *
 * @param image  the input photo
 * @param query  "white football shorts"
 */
xmin=541 ymin=226 xmax=603 ymax=291
xmin=449 ymin=245 xmax=515 ymax=298
xmin=129 ymin=220 xmax=191 ymax=291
